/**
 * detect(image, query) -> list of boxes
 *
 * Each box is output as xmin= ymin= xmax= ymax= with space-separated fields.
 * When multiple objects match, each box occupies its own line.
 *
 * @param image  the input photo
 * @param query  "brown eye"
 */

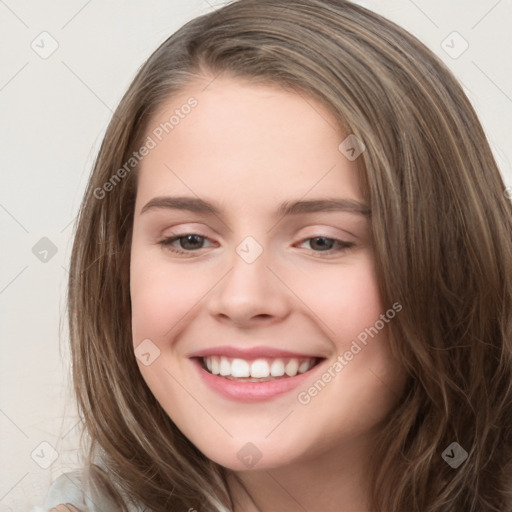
xmin=174 ymin=234 xmax=205 ymax=250
xmin=159 ymin=233 xmax=215 ymax=255
xmin=297 ymin=236 xmax=354 ymax=254
xmin=309 ymin=237 xmax=336 ymax=251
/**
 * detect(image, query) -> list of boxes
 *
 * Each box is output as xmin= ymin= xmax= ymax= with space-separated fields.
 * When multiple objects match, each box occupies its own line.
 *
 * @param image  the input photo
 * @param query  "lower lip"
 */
xmin=192 ymin=358 xmax=324 ymax=402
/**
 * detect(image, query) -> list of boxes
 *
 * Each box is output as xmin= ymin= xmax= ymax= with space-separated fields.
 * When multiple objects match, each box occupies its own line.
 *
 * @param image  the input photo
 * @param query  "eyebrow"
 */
xmin=140 ymin=196 xmax=371 ymax=217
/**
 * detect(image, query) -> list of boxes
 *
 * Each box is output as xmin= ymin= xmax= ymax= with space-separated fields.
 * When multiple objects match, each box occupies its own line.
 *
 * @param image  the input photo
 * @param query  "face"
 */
xmin=130 ymin=76 xmax=405 ymax=472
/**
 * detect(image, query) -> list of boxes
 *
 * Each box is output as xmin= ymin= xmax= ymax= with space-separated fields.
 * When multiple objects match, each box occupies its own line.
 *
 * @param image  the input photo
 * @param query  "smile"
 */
xmin=189 ymin=346 xmax=327 ymax=402
xmin=202 ymin=356 xmax=319 ymax=381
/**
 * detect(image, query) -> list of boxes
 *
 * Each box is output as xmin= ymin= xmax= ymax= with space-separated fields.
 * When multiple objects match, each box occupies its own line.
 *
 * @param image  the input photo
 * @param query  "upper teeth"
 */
xmin=203 ymin=356 xmax=315 ymax=378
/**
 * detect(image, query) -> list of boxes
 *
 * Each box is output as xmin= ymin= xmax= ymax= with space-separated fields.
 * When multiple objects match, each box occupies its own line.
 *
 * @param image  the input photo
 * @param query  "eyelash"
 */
xmin=158 ymin=234 xmax=354 ymax=257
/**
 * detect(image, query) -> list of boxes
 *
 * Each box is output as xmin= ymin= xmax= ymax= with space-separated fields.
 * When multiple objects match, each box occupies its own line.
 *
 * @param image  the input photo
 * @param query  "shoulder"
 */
xmin=43 ymin=471 xmax=86 ymax=510
xmin=43 ymin=470 xmax=136 ymax=512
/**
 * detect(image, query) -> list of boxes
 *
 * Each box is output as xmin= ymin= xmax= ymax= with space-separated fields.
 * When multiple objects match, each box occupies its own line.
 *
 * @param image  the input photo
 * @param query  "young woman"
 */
xmin=44 ymin=0 xmax=512 ymax=510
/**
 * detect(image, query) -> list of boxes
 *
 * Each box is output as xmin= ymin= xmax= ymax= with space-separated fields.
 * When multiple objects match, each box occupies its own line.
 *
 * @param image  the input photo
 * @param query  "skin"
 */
xmin=130 ymin=75 xmax=407 ymax=511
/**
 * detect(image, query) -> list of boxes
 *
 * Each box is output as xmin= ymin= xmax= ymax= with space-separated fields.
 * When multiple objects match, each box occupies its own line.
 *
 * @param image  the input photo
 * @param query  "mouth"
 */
xmin=189 ymin=347 xmax=327 ymax=402
xmin=198 ymin=355 xmax=322 ymax=382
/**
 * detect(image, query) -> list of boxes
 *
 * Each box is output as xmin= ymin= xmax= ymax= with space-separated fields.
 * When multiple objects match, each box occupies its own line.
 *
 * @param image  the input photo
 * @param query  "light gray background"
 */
xmin=0 ymin=1 xmax=511 ymax=510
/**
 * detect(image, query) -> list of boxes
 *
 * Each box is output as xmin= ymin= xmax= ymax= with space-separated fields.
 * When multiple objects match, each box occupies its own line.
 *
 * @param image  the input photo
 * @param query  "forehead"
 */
xmin=135 ymin=76 xmax=363 ymax=210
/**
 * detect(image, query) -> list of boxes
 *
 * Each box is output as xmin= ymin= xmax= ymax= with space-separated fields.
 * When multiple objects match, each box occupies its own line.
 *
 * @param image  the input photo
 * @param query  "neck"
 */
xmin=227 ymin=432 xmax=375 ymax=512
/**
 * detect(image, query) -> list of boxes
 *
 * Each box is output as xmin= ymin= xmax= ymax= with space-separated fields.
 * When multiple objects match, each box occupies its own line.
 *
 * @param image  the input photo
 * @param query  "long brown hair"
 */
xmin=67 ymin=0 xmax=512 ymax=510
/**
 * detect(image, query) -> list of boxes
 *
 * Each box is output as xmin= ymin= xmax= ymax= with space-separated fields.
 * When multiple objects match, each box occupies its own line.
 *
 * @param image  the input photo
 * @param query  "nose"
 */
xmin=207 ymin=243 xmax=291 ymax=327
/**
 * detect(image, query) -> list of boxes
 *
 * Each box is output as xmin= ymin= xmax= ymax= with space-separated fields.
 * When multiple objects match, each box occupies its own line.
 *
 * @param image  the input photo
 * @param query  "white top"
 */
xmin=42 ymin=470 xmax=233 ymax=512
xmin=42 ymin=471 xmax=142 ymax=511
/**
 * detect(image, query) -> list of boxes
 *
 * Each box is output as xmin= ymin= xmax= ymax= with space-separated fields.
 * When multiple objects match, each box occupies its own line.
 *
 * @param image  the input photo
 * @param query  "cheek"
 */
xmin=129 ymin=249 xmax=210 ymax=343
xmin=288 ymin=255 xmax=383 ymax=343
xmin=289 ymin=256 xmax=401 ymax=403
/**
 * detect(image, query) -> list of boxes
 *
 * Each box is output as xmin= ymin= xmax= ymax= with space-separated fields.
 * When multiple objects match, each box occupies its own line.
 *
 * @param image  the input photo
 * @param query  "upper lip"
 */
xmin=188 ymin=345 xmax=325 ymax=359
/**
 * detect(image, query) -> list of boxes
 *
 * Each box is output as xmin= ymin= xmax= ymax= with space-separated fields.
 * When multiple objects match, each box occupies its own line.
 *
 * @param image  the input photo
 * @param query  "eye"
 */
xmin=159 ymin=234 xmax=215 ymax=255
xmin=158 ymin=234 xmax=354 ymax=257
xmin=297 ymin=236 xmax=354 ymax=254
